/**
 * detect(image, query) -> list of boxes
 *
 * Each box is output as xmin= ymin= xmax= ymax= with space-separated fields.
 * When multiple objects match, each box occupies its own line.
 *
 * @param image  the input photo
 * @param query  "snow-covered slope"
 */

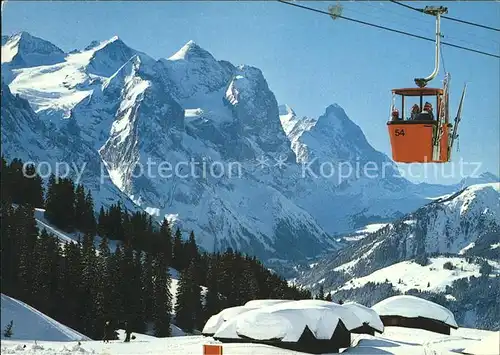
xmin=0 ymin=292 xmax=497 ymax=355
xmin=1 ymin=293 xmax=90 ymax=341
xmin=299 ymin=183 xmax=500 ymax=283
xmin=335 ymin=256 xmax=500 ymax=294
xmin=294 ymin=183 xmax=500 ymax=330
xmin=1 ymin=320 xmax=497 ymax=355
xmin=2 ymin=31 xmax=495 ymax=263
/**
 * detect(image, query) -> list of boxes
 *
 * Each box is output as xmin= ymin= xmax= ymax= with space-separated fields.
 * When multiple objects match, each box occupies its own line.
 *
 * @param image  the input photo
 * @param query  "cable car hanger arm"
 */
xmin=414 ymin=6 xmax=448 ymax=88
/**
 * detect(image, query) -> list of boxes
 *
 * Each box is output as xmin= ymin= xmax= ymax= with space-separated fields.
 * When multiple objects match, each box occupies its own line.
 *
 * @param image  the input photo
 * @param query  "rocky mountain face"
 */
xmin=1 ymin=32 xmax=496 ymax=264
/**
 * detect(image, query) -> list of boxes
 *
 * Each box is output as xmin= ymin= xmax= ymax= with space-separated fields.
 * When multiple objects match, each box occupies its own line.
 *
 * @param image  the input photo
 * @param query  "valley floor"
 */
xmin=1 ymin=327 xmax=498 ymax=355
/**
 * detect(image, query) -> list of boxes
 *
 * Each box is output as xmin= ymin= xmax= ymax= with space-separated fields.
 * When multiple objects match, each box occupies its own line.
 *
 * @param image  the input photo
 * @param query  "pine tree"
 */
xmin=97 ymin=206 xmax=107 ymax=237
xmin=44 ymin=177 xmax=76 ymax=231
xmin=159 ymin=218 xmax=172 ymax=264
xmin=31 ymin=229 xmax=56 ymax=314
xmin=172 ymin=228 xmax=184 ymax=270
xmin=16 ymin=205 xmax=39 ymax=303
xmin=175 ymin=261 xmax=202 ymax=333
xmin=44 ymin=174 xmax=58 ymax=225
xmin=325 ymin=293 xmax=333 ymax=302
xmin=22 ymin=163 xmax=44 ymax=207
xmin=316 ymin=285 xmax=325 ymax=300
xmin=95 ymin=237 xmax=111 ymax=337
xmin=79 ymin=232 xmax=98 ymax=337
xmin=83 ymin=190 xmax=97 ymax=235
xmin=0 ymin=156 xmax=11 ymax=202
xmin=8 ymin=158 xmax=25 ymax=204
xmin=3 ymin=320 xmax=13 ymax=338
xmin=203 ymin=257 xmax=222 ymax=321
xmin=152 ymin=251 xmax=172 ymax=337
xmin=0 ymin=202 xmax=17 ymax=291
xmin=142 ymin=251 xmax=155 ymax=323
xmin=74 ymin=184 xmax=86 ymax=231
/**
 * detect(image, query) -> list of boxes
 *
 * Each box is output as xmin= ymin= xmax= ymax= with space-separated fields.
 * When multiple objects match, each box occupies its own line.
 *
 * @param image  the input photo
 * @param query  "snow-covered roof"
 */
xmin=342 ymin=301 xmax=384 ymax=333
xmin=244 ymin=299 xmax=291 ymax=308
xmin=202 ymin=305 xmax=258 ymax=334
xmin=371 ymin=295 xmax=458 ymax=328
xmin=212 ymin=299 xmax=364 ymax=342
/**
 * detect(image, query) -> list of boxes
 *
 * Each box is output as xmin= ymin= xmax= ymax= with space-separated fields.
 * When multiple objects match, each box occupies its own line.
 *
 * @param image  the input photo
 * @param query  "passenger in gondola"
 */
xmin=415 ymin=102 xmax=434 ymax=121
xmin=423 ymin=102 xmax=435 ymax=120
xmin=391 ymin=108 xmax=400 ymax=121
xmin=410 ymin=104 xmax=420 ymax=120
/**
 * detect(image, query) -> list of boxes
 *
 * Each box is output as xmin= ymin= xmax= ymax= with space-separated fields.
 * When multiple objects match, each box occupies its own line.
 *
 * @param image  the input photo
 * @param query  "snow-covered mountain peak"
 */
xmin=84 ymin=40 xmax=102 ymax=51
xmin=458 ymin=172 xmax=500 ymax=188
xmin=225 ymin=65 xmax=269 ymax=107
xmin=99 ymin=54 xmax=144 ymax=96
xmin=169 ymin=40 xmax=215 ymax=62
xmin=437 ymin=182 xmax=500 ymax=218
xmin=1 ymin=31 xmax=66 ymax=68
xmin=278 ymin=104 xmax=295 ymax=117
xmin=85 ymin=36 xmax=140 ymax=77
xmin=160 ymin=41 xmax=232 ymax=100
xmin=315 ymin=103 xmax=352 ymax=130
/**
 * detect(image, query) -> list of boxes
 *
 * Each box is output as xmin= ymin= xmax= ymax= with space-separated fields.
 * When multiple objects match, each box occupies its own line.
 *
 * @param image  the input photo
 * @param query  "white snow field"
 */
xmin=1 ymin=293 xmax=90 ymax=342
xmin=335 ymin=256 xmax=500 ymax=294
xmin=1 ymin=294 xmax=498 ymax=354
xmin=371 ymin=295 xmax=458 ymax=329
xmin=1 ymin=327 xmax=498 ymax=354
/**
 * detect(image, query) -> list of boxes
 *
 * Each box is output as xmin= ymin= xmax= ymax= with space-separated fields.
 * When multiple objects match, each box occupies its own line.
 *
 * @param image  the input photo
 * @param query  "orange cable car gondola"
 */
xmin=387 ymin=6 xmax=467 ymax=164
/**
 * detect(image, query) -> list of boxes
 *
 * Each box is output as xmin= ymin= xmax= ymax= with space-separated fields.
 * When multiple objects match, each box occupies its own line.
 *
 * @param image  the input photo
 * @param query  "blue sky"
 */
xmin=2 ymin=1 xmax=499 ymax=184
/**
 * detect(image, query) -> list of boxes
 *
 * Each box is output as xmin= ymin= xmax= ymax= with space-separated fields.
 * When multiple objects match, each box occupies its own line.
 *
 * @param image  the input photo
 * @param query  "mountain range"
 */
xmin=1 ymin=31 xmax=498 ymax=264
xmin=293 ymin=182 xmax=500 ymax=329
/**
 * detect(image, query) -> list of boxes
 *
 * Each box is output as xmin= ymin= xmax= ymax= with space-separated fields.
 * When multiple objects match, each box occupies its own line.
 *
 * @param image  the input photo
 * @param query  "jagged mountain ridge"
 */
xmin=0 ymin=80 xmax=142 ymax=213
xmin=1 ymin=33 xmax=335 ymax=261
xmin=1 ymin=31 xmax=496 ymax=263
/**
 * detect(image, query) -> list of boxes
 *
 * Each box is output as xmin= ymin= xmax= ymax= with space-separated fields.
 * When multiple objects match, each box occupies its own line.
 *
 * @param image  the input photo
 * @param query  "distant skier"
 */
xmin=124 ymin=321 xmax=131 ymax=342
xmin=103 ymin=320 xmax=111 ymax=343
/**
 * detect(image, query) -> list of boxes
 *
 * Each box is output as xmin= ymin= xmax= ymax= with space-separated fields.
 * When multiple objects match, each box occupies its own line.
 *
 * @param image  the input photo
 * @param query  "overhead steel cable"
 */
xmin=389 ymin=0 xmax=500 ymax=32
xmin=276 ymin=0 xmax=500 ymax=59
